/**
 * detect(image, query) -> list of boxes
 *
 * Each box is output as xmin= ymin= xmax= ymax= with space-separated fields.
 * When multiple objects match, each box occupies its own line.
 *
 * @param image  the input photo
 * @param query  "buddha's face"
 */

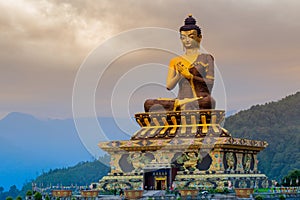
xmin=180 ymin=30 xmax=201 ymax=49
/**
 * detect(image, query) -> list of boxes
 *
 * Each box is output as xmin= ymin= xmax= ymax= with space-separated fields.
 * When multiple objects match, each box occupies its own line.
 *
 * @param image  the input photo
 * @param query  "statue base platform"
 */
xmin=97 ymin=110 xmax=271 ymax=191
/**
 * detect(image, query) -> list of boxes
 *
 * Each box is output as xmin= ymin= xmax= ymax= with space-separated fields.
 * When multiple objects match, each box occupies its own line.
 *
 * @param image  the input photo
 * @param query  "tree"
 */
xmin=33 ymin=192 xmax=42 ymax=200
xmin=26 ymin=190 xmax=33 ymax=196
xmin=0 ymin=187 xmax=4 ymax=194
xmin=281 ymin=169 xmax=300 ymax=186
xmin=16 ymin=196 xmax=22 ymax=200
xmin=255 ymin=196 xmax=263 ymax=200
xmin=6 ymin=197 xmax=13 ymax=200
xmin=8 ymin=185 xmax=19 ymax=198
xmin=279 ymin=195 xmax=286 ymax=200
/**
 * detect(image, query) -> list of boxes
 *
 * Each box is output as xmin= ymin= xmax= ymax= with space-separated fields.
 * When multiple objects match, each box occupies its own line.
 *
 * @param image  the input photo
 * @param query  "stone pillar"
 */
xmin=208 ymin=150 xmax=224 ymax=172
xmin=109 ymin=151 xmax=123 ymax=173
xmin=236 ymin=153 xmax=244 ymax=172
xmin=253 ymin=154 xmax=258 ymax=172
xmin=219 ymin=151 xmax=225 ymax=172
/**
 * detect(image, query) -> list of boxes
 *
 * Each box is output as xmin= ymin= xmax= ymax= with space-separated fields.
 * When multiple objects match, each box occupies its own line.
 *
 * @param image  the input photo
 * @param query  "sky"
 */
xmin=0 ymin=0 xmax=300 ymax=120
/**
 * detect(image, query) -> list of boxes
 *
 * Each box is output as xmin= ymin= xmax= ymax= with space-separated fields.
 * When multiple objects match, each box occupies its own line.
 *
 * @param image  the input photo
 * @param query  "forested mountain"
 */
xmin=224 ymin=92 xmax=300 ymax=180
xmin=25 ymin=160 xmax=109 ymax=188
xmin=0 ymin=160 xmax=110 ymax=200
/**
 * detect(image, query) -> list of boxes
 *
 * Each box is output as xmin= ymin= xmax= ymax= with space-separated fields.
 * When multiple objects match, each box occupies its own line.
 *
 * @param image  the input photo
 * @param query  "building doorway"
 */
xmin=155 ymin=176 xmax=167 ymax=190
xmin=144 ymin=168 xmax=171 ymax=190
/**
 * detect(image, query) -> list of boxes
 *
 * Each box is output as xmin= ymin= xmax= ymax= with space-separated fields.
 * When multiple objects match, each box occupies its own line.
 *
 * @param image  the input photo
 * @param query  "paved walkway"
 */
xmin=99 ymin=195 xmax=122 ymax=199
xmin=143 ymin=190 xmax=166 ymax=197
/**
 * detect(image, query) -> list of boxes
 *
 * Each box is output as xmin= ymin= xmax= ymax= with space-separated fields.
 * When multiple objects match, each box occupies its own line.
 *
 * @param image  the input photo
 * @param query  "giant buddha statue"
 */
xmin=98 ymin=15 xmax=270 ymax=193
xmin=144 ymin=15 xmax=216 ymax=112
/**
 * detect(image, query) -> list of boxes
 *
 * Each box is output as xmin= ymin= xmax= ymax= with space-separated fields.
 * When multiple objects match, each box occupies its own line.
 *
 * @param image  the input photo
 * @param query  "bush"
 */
xmin=208 ymin=188 xmax=216 ymax=194
xmin=26 ymin=191 xmax=32 ymax=196
xmin=255 ymin=195 xmax=263 ymax=200
xmin=223 ymin=188 xmax=229 ymax=194
xmin=16 ymin=196 xmax=22 ymax=200
xmin=279 ymin=195 xmax=286 ymax=200
xmin=33 ymin=192 xmax=42 ymax=200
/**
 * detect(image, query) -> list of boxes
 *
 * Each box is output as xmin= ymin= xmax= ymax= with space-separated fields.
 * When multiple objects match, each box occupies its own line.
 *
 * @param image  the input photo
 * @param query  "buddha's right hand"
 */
xmin=176 ymin=61 xmax=193 ymax=79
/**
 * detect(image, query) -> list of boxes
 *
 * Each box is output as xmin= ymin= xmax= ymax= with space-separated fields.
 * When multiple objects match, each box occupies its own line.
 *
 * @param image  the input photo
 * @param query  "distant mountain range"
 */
xmin=0 ymin=113 xmax=131 ymax=191
xmin=0 ymin=112 xmax=88 ymax=190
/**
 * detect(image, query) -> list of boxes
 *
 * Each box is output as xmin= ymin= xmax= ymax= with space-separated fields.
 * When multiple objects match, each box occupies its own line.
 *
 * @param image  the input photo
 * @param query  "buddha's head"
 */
xmin=180 ymin=14 xmax=202 ymax=49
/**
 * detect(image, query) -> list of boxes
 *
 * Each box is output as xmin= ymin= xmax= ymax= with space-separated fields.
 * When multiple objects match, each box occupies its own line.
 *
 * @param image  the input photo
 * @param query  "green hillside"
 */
xmin=22 ymin=159 xmax=109 ymax=192
xmin=1 ymin=159 xmax=110 ymax=200
xmin=34 ymin=160 xmax=109 ymax=186
xmin=0 ymin=159 xmax=110 ymax=200
xmin=224 ymin=92 xmax=300 ymax=181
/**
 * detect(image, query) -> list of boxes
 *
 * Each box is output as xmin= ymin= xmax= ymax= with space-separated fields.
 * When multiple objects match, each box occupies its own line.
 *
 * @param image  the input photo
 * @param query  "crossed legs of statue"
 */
xmin=144 ymin=95 xmax=215 ymax=112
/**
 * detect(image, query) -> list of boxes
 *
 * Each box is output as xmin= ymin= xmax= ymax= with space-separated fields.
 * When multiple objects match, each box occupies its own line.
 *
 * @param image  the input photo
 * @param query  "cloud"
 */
xmin=0 ymin=0 xmax=299 ymax=118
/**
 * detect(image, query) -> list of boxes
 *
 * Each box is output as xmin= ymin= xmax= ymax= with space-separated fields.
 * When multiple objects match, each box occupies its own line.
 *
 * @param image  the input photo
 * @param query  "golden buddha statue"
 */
xmin=144 ymin=15 xmax=216 ymax=112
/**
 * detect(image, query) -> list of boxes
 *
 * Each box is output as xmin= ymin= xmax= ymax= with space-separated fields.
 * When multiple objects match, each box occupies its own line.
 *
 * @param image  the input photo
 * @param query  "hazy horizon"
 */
xmin=0 ymin=0 xmax=299 ymax=120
